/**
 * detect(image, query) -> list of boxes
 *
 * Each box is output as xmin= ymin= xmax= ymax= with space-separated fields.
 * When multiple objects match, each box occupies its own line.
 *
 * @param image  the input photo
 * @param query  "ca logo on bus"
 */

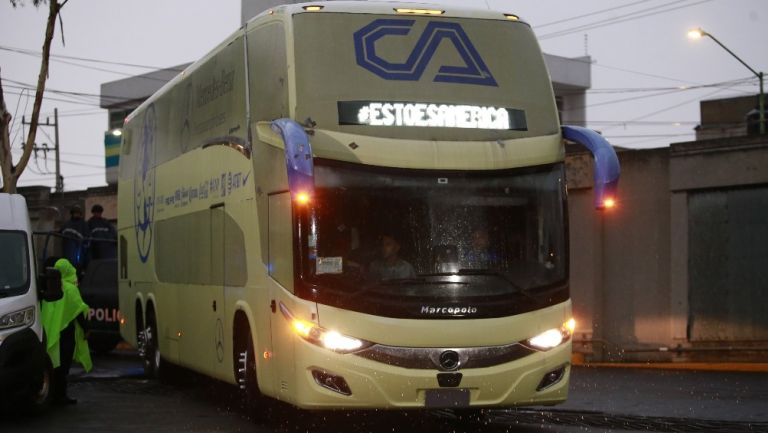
xmin=353 ymin=19 xmax=498 ymax=87
xmin=134 ymin=104 xmax=156 ymax=263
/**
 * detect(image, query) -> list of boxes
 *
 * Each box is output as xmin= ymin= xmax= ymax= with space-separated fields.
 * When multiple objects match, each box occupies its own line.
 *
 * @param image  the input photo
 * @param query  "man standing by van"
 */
xmin=41 ymin=258 xmax=92 ymax=405
xmin=87 ymin=204 xmax=116 ymax=259
xmin=61 ymin=205 xmax=89 ymax=269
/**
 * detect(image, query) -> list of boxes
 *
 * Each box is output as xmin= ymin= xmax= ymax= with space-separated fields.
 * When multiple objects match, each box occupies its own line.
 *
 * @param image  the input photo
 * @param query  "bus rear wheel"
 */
xmin=140 ymin=310 xmax=162 ymax=379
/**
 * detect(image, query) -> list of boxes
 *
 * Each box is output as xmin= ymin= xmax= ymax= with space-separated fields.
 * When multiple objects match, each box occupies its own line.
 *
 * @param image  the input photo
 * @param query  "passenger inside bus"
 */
xmin=461 ymin=228 xmax=501 ymax=269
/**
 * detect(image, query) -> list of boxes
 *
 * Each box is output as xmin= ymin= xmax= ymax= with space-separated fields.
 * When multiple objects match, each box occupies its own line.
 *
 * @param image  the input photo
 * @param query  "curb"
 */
xmin=572 ymin=359 xmax=768 ymax=373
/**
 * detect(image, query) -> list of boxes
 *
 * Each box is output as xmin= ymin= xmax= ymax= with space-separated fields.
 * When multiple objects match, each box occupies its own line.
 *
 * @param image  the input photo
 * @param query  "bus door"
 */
xmin=267 ymin=191 xmax=297 ymax=397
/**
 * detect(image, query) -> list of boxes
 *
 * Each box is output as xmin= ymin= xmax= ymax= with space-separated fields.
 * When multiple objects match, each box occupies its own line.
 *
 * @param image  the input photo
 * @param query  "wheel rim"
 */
xmin=33 ymin=368 xmax=51 ymax=404
xmin=153 ymin=342 xmax=161 ymax=371
xmin=141 ymin=324 xmax=159 ymax=374
xmin=237 ymin=348 xmax=249 ymax=390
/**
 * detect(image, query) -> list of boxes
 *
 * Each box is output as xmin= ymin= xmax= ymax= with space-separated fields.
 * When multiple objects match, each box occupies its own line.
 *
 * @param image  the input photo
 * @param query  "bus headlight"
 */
xmin=280 ymin=302 xmax=371 ymax=354
xmin=526 ymin=319 xmax=575 ymax=351
xmin=0 ymin=306 xmax=35 ymax=331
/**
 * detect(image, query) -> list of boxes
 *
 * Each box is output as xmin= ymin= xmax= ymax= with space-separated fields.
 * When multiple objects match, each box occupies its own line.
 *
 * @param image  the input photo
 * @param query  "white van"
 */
xmin=0 ymin=193 xmax=52 ymax=408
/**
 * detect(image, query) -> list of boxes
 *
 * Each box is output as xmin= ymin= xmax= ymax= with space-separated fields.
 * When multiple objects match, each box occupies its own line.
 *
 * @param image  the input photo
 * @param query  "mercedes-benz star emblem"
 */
xmin=439 ymin=350 xmax=460 ymax=371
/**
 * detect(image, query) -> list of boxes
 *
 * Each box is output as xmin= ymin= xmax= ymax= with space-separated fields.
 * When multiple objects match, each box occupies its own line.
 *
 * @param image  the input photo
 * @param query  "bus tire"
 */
xmin=236 ymin=329 xmax=262 ymax=418
xmin=141 ymin=307 xmax=163 ymax=380
xmin=21 ymin=355 xmax=54 ymax=414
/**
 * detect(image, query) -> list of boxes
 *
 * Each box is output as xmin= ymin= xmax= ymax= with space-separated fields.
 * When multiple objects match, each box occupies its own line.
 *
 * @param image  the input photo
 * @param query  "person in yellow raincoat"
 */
xmin=41 ymin=258 xmax=93 ymax=405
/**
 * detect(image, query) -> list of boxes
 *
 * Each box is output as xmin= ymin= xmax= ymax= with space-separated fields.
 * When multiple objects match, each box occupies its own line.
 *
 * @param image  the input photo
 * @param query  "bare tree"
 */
xmin=0 ymin=0 xmax=68 ymax=193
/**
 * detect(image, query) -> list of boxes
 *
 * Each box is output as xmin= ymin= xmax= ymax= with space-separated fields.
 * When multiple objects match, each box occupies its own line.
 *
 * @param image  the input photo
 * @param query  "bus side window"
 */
xmin=268 ymin=192 xmax=294 ymax=291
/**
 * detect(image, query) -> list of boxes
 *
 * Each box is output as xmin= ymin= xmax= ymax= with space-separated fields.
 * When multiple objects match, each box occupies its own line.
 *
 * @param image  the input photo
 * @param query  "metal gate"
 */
xmin=688 ymin=186 xmax=768 ymax=341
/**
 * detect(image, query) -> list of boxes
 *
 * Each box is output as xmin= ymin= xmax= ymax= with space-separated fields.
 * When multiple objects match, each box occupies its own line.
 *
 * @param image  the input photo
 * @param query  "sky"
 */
xmin=1 ymin=0 xmax=766 ymax=191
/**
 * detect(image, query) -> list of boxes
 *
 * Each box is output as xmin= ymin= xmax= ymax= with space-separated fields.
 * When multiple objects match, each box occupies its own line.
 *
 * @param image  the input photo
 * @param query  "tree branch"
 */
xmin=58 ymin=7 xmax=66 ymax=46
xmin=10 ymin=0 xmax=61 ymax=192
xmin=0 ymin=68 xmax=15 ymax=191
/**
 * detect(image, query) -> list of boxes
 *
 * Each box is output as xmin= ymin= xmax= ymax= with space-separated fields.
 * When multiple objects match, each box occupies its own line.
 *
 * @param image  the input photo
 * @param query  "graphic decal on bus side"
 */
xmin=134 ymin=104 xmax=156 ymax=263
xmin=353 ymin=19 xmax=498 ymax=87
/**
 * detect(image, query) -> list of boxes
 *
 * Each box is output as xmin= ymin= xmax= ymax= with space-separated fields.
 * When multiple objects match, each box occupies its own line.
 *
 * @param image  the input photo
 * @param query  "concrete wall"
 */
xmin=696 ymin=95 xmax=758 ymax=140
xmin=568 ymin=135 xmax=768 ymax=362
xmin=567 ymin=148 xmax=672 ymax=360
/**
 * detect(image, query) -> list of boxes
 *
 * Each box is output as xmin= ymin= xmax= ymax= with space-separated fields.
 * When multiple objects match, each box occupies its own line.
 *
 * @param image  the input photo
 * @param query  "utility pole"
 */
xmin=54 ymin=108 xmax=62 ymax=192
xmin=22 ymin=107 xmax=62 ymax=192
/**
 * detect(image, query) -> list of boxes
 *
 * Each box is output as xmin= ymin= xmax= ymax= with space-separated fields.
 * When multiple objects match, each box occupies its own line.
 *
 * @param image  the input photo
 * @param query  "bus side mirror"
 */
xmin=38 ymin=267 xmax=63 ymax=302
xmin=271 ymin=118 xmax=315 ymax=200
xmin=562 ymin=126 xmax=620 ymax=210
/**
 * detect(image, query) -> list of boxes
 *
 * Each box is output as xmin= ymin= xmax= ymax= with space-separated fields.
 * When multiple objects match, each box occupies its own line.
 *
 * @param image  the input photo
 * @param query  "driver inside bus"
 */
xmin=463 ymin=228 xmax=500 ymax=269
xmin=367 ymin=235 xmax=416 ymax=281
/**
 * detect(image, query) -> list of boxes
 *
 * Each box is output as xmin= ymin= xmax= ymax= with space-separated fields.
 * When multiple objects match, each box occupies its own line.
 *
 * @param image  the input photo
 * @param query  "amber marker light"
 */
xmin=291 ymin=319 xmax=315 ymax=338
xmin=603 ymin=197 xmax=616 ymax=209
xmin=565 ymin=318 xmax=576 ymax=335
xmin=394 ymin=8 xmax=444 ymax=15
xmin=504 ymin=14 xmax=520 ymax=21
xmin=295 ymin=192 xmax=311 ymax=205
xmin=303 ymin=5 xmax=324 ymax=11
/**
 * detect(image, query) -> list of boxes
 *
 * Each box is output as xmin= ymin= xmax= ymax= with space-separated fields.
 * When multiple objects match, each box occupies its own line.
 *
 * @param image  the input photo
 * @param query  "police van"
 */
xmin=0 ymin=193 xmax=53 ymax=409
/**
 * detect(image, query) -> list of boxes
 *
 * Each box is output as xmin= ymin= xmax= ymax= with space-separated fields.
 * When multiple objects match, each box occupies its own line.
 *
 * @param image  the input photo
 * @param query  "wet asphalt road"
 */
xmin=2 ymin=350 xmax=767 ymax=433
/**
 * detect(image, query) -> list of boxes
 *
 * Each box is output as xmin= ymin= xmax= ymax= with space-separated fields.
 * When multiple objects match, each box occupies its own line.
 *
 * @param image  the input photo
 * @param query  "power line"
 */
xmin=0 ymin=45 xmax=185 ymax=81
xmin=54 ymin=110 xmax=105 ymax=118
xmin=573 ymin=79 xmax=757 ymax=95
xmin=601 ymin=85 xmax=735 ymax=132
xmin=539 ymin=0 xmax=714 ymax=40
xmin=59 ymin=159 xmax=105 ymax=169
xmin=3 ymin=89 xmax=102 ymax=108
xmin=0 ymin=45 xmax=183 ymax=71
xmin=12 ymin=147 xmax=106 ymax=159
xmin=4 ymin=78 xmax=129 ymax=104
xmin=534 ymin=0 xmax=657 ymax=29
xmin=564 ymin=77 xmax=755 ymax=112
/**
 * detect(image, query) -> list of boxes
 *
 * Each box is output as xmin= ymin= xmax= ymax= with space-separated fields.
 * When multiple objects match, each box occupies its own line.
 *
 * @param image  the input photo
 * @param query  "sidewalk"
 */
xmin=559 ymin=365 xmax=768 ymax=423
xmin=572 ymin=353 xmax=768 ymax=373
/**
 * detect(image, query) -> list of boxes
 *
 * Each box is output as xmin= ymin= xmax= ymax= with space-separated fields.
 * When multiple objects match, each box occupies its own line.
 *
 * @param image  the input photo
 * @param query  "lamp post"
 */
xmin=688 ymin=27 xmax=765 ymax=135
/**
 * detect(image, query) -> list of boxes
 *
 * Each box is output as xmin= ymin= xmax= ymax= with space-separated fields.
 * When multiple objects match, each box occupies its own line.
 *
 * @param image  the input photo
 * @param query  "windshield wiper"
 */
xmin=456 ymin=269 xmax=537 ymax=301
xmin=349 ymin=276 xmax=468 ymax=297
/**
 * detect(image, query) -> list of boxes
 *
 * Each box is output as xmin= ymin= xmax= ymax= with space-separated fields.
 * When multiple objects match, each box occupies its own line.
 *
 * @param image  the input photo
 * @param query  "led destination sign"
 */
xmin=338 ymin=101 xmax=527 ymax=131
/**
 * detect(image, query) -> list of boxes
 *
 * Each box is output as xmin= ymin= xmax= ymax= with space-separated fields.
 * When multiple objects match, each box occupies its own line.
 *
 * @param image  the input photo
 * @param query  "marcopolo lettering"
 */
xmin=353 ymin=19 xmax=498 ymax=87
xmin=420 ymin=306 xmax=478 ymax=315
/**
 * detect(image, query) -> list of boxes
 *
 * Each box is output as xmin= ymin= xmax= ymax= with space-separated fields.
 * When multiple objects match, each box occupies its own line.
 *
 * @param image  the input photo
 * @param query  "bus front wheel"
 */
xmin=236 ymin=330 xmax=262 ymax=417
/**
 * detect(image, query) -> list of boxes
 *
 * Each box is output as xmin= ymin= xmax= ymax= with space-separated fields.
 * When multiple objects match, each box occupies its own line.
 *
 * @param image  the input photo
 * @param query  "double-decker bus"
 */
xmin=117 ymin=1 xmax=619 ymax=413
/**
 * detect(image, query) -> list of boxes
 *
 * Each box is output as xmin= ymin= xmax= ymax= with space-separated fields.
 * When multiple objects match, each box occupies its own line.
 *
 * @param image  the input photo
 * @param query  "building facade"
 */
xmin=568 ymin=131 xmax=768 ymax=362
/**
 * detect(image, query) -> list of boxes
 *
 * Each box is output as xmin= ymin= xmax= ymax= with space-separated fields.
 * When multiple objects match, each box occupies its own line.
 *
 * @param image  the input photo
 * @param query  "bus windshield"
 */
xmin=298 ymin=161 xmax=568 ymax=319
xmin=0 ymin=231 xmax=30 ymax=297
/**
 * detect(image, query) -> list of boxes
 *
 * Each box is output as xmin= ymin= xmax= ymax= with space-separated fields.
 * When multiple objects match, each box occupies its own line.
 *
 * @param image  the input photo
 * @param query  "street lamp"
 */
xmin=688 ymin=27 xmax=765 ymax=135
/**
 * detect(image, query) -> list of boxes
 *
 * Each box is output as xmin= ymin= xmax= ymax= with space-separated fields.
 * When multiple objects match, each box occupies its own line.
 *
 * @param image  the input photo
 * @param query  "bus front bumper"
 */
xmin=285 ymin=339 xmax=571 ymax=409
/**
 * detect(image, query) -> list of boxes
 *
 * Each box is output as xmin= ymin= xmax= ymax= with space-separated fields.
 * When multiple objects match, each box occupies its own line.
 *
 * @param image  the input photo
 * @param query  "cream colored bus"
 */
xmin=117 ymin=1 xmax=619 ymax=414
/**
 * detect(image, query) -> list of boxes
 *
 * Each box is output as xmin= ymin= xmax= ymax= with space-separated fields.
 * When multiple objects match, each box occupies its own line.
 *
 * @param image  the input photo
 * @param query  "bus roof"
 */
xmin=250 ymin=1 xmax=529 ymax=25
